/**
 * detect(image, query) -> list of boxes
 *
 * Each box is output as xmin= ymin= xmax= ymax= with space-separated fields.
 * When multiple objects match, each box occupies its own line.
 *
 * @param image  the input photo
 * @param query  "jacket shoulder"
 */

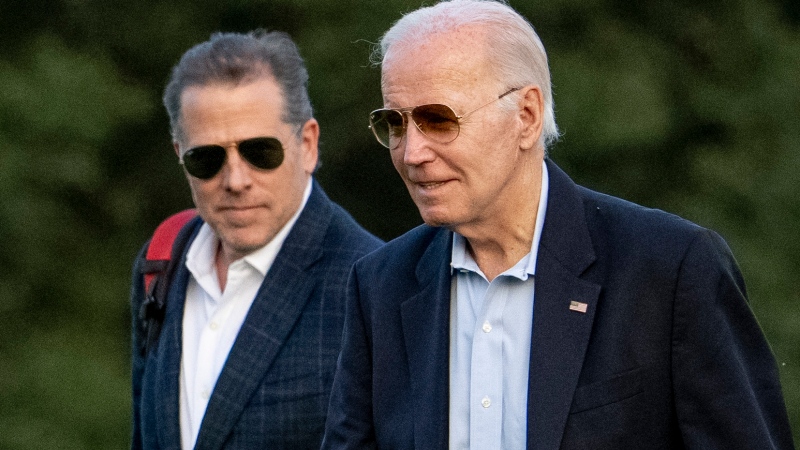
xmin=579 ymin=186 xmax=710 ymax=243
xmin=575 ymin=185 xmax=737 ymax=278
xmin=355 ymin=224 xmax=444 ymax=277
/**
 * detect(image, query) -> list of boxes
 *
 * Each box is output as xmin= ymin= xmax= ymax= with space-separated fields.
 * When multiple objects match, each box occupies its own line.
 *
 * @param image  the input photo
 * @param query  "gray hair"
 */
xmin=372 ymin=0 xmax=559 ymax=149
xmin=163 ymin=30 xmax=313 ymax=143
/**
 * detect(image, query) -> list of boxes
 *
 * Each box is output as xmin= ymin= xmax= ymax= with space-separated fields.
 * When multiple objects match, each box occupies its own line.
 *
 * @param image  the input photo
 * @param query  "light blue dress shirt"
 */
xmin=448 ymin=162 xmax=549 ymax=450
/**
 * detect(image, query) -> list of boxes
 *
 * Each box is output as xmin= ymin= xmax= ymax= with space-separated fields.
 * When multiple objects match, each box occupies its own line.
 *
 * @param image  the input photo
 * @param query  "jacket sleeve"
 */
xmin=321 ymin=265 xmax=379 ymax=450
xmin=129 ymin=243 xmax=148 ymax=450
xmin=671 ymin=229 xmax=794 ymax=449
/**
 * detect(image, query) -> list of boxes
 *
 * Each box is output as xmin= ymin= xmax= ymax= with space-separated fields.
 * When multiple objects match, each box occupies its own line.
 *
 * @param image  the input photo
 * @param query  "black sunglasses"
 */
xmin=368 ymin=87 xmax=521 ymax=149
xmin=179 ymin=136 xmax=285 ymax=179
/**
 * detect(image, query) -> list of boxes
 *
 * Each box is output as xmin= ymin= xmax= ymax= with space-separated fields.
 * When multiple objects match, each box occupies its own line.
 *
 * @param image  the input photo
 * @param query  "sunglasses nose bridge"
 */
xmin=220 ymin=146 xmax=255 ymax=189
xmin=216 ymin=144 xmax=241 ymax=171
xmin=400 ymin=112 xmax=439 ymax=163
xmin=404 ymin=109 xmax=423 ymax=137
xmin=407 ymin=111 xmax=430 ymax=142
xmin=203 ymin=143 xmax=244 ymax=174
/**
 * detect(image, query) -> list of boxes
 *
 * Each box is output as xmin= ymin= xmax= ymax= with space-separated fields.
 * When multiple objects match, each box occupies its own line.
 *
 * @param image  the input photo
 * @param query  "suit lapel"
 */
xmin=194 ymin=182 xmax=331 ymax=450
xmin=401 ymin=228 xmax=452 ymax=450
xmin=154 ymin=257 xmax=193 ymax=449
xmin=526 ymin=160 xmax=600 ymax=450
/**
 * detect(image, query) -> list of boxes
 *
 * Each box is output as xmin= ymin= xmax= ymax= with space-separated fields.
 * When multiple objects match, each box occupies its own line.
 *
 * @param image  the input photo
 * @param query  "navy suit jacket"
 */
xmin=130 ymin=181 xmax=382 ymax=450
xmin=323 ymin=160 xmax=794 ymax=449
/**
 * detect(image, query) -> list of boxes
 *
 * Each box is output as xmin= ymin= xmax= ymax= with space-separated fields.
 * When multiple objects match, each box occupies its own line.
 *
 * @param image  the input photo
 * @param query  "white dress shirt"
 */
xmin=449 ymin=162 xmax=549 ymax=450
xmin=179 ymin=180 xmax=312 ymax=450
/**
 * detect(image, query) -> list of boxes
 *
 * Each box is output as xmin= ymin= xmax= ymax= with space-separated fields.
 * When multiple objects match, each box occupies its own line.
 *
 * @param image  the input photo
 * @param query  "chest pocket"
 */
xmin=569 ymin=367 xmax=643 ymax=413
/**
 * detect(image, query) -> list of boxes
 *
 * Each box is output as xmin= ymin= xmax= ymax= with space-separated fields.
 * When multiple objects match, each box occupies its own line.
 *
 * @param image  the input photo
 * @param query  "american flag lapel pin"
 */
xmin=569 ymin=300 xmax=588 ymax=313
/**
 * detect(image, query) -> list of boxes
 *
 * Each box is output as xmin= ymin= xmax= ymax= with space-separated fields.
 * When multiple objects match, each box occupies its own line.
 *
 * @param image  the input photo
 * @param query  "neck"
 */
xmin=214 ymin=244 xmax=238 ymax=292
xmin=463 ymin=217 xmax=536 ymax=281
xmin=458 ymin=160 xmax=542 ymax=281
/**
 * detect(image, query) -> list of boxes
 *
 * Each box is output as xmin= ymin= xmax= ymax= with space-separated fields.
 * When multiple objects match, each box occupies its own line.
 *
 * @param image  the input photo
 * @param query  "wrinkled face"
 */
xmin=176 ymin=77 xmax=318 ymax=263
xmin=381 ymin=27 xmax=528 ymax=232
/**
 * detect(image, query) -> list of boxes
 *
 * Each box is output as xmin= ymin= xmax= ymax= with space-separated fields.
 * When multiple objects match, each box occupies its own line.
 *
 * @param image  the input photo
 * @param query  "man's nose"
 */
xmin=401 ymin=121 xmax=437 ymax=166
xmin=221 ymin=146 xmax=253 ymax=191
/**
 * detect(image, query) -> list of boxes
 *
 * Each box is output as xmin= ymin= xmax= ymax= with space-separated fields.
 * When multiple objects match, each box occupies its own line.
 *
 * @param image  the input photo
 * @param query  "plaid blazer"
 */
xmin=131 ymin=181 xmax=382 ymax=450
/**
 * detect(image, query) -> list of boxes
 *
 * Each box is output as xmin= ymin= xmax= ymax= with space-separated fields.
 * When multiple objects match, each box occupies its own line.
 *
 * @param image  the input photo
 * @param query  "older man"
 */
xmin=130 ymin=30 xmax=381 ymax=449
xmin=322 ymin=1 xmax=794 ymax=449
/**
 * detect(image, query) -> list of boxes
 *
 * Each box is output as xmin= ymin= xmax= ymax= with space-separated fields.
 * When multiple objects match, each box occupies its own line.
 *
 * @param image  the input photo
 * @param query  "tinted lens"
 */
xmin=238 ymin=137 xmax=284 ymax=170
xmin=182 ymin=145 xmax=226 ymax=179
xmin=411 ymin=104 xmax=459 ymax=143
xmin=181 ymin=137 xmax=284 ymax=179
xmin=369 ymin=109 xmax=405 ymax=148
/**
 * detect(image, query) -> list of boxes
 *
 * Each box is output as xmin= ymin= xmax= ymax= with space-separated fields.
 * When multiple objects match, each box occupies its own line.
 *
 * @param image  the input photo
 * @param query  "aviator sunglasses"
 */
xmin=368 ymin=87 xmax=521 ymax=149
xmin=179 ymin=136 xmax=285 ymax=179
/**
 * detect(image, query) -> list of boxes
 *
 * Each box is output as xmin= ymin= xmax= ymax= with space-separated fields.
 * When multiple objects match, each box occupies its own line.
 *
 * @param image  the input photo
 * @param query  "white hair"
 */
xmin=373 ymin=0 xmax=559 ymax=149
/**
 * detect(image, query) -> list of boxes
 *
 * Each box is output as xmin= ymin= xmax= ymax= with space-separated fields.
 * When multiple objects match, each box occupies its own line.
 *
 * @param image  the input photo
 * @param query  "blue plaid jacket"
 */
xmin=131 ymin=181 xmax=382 ymax=450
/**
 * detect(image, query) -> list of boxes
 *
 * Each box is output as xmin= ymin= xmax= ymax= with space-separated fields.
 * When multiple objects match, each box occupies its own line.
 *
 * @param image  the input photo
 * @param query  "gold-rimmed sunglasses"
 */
xmin=368 ymin=87 xmax=521 ymax=149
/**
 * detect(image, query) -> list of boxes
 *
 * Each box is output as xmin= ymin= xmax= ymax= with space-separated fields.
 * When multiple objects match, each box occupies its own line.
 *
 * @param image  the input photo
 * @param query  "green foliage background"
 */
xmin=0 ymin=0 xmax=797 ymax=447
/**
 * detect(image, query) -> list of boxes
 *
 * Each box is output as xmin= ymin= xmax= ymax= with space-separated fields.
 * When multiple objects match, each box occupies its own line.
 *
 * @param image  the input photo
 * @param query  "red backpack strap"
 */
xmin=138 ymin=208 xmax=197 ymax=355
xmin=143 ymin=208 xmax=198 ymax=293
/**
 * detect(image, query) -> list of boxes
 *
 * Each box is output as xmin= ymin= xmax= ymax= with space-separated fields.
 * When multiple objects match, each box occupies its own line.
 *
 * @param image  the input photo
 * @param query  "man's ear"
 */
xmin=518 ymin=85 xmax=544 ymax=151
xmin=173 ymin=141 xmax=181 ymax=157
xmin=299 ymin=118 xmax=320 ymax=173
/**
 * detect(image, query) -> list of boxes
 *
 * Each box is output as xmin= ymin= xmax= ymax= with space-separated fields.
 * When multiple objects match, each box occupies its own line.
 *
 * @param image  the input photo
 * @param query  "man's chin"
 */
xmin=218 ymin=232 xmax=274 ymax=259
xmin=419 ymin=211 xmax=454 ymax=229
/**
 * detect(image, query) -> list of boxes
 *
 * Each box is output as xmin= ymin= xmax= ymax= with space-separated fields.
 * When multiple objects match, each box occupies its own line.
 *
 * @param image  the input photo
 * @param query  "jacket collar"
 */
xmin=404 ymin=227 xmax=453 ymax=449
xmin=526 ymin=159 xmax=600 ymax=449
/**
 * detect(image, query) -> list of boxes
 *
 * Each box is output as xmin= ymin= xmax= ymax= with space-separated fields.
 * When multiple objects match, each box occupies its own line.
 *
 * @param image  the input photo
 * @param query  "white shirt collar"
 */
xmin=451 ymin=160 xmax=549 ymax=279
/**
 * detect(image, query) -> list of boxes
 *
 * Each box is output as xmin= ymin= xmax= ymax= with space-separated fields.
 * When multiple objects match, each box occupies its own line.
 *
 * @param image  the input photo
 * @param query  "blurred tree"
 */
xmin=0 ymin=0 xmax=796 ymax=448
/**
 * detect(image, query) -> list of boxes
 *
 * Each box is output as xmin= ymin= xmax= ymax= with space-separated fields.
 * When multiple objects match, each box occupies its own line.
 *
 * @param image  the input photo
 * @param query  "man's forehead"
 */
xmin=382 ymin=25 xmax=491 ymax=77
xmin=176 ymin=76 xmax=291 ymax=146
xmin=386 ymin=23 xmax=489 ymax=60
xmin=381 ymin=31 xmax=493 ymax=104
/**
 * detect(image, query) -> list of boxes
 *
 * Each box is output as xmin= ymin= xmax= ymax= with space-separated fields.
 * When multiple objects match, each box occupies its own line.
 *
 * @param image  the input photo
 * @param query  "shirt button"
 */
xmin=481 ymin=396 xmax=491 ymax=408
xmin=209 ymin=322 xmax=219 ymax=330
xmin=201 ymin=389 xmax=211 ymax=399
xmin=482 ymin=321 xmax=492 ymax=333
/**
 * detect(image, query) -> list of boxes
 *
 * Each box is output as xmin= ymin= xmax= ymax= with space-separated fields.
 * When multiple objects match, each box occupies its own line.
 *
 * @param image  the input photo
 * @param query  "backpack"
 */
xmin=137 ymin=209 xmax=198 ymax=356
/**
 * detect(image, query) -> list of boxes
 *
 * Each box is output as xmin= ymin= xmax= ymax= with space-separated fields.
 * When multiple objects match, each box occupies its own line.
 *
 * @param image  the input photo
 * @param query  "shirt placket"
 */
xmin=469 ymin=279 xmax=506 ymax=448
xmin=191 ymin=264 xmax=244 ymax=433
